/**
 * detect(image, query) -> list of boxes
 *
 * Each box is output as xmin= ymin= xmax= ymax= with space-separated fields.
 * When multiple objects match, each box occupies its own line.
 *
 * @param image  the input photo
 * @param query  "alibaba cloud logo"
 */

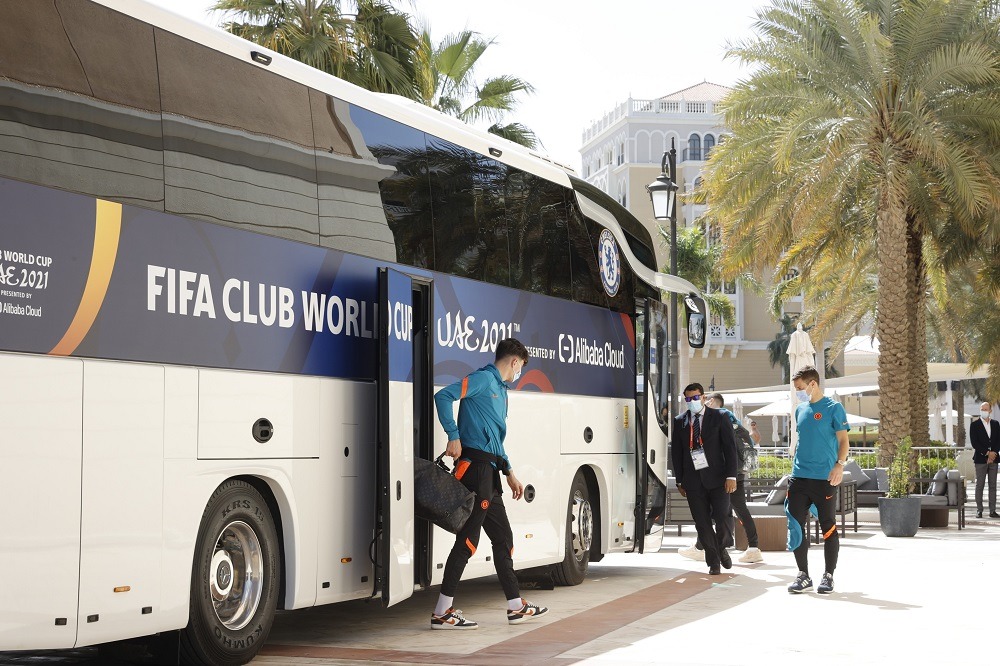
xmin=558 ymin=333 xmax=574 ymax=363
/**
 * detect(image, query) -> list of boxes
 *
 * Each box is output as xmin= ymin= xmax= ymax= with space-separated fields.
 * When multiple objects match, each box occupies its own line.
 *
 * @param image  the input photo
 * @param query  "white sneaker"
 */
xmin=738 ymin=547 xmax=763 ymax=563
xmin=678 ymin=544 xmax=705 ymax=561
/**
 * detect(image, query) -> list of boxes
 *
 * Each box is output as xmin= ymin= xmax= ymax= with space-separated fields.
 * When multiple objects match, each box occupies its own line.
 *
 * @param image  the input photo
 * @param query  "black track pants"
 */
xmin=787 ymin=476 xmax=839 ymax=576
xmin=440 ymin=460 xmax=520 ymax=600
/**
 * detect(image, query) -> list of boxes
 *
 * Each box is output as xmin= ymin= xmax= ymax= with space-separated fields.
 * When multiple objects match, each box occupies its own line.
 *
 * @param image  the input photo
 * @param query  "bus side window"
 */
xmin=0 ymin=0 xmax=165 ymax=209
xmin=338 ymin=102 xmax=430 ymax=265
xmin=506 ymin=170 xmax=571 ymax=299
xmin=567 ymin=203 xmax=608 ymax=308
xmin=426 ymin=136 xmax=510 ymax=285
xmin=154 ymin=28 xmax=320 ymax=245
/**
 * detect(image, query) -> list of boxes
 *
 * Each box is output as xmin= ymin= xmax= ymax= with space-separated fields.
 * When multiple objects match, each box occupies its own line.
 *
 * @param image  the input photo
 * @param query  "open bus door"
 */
xmin=375 ymin=267 xmax=417 ymax=607
xmin=634 ymin=298 xmax=671 ymax=552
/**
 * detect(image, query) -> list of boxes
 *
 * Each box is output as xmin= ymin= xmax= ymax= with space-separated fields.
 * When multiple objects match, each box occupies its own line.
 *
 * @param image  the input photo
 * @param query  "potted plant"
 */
xmin=878 ymin=436 xmax=922 ymax=537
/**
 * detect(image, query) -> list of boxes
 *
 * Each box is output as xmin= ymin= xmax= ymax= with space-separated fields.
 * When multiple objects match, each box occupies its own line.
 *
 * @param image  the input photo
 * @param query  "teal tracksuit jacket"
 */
xmin=434 ymin=364 xmax=512 ymax=472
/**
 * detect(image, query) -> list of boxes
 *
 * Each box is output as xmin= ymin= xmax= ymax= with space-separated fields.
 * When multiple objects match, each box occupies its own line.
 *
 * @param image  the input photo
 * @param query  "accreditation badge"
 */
xmin=691 ymin=447 xmax=709 ymax=470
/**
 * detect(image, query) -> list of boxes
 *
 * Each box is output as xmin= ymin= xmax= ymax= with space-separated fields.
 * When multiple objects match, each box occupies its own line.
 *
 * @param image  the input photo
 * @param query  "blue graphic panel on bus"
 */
xmin=384 ymin=268 xmax=413 ymax=383
xmin=0 ymin=177 xmax=635 ymax=398
xmin=432 ymin=276 xmax=635 ymax=398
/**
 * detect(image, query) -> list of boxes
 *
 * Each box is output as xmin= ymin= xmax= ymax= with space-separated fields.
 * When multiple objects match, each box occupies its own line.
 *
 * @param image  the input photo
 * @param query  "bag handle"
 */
xmin=434 ymin=452 xmax=452 ymax=472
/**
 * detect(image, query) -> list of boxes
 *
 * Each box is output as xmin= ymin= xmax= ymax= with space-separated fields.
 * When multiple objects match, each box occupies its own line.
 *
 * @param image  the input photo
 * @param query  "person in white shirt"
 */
xmin=970 ymin=401 xmax=1000 ymax=519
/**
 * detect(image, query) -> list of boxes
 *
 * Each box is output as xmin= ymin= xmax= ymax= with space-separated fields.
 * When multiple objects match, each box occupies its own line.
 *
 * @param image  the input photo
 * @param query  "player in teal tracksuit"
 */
xmin=787 ymin=366 xmax=850 ymax=595
xmin=429 ymin=338 xmax=548 ymax=630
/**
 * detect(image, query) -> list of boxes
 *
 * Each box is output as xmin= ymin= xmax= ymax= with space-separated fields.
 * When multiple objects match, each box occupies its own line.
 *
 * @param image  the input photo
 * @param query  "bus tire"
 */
xmin=180 ymin=480 xmax=281 ymax=666
xmin=551 ymin=471 xmax=593 ymax=586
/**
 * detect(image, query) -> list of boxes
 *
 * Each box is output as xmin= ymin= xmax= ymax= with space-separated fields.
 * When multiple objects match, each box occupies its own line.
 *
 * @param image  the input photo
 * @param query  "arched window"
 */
xmin=688 ymin=134 xmax=701 ymax=161
xmin=704 ymin=133 xmax=716 ymax=158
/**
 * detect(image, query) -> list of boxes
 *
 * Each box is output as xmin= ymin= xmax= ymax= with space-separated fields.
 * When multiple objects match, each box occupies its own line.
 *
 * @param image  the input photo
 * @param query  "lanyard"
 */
xmin=689 ymin=414 xmax=702 ymax=450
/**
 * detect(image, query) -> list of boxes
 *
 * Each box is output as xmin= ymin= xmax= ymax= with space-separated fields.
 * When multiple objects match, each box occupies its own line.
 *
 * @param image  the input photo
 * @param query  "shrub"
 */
xmin=750 ymin=455 xmax=792 ymax=479
xmin=886 ymin=437 xmax=915 ymax=499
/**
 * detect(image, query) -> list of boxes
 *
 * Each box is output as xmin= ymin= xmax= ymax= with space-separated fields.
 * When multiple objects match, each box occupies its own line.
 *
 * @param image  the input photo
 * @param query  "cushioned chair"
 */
xmin=857 ymin=467 xmax=889 ymax=506
xmin=911 ymin=469 xmax=966 ymax=529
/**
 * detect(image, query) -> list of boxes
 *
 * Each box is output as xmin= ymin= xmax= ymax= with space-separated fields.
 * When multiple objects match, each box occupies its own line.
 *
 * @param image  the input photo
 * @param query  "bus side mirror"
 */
xmin=684 ymin=294 xmax=706 ymax=349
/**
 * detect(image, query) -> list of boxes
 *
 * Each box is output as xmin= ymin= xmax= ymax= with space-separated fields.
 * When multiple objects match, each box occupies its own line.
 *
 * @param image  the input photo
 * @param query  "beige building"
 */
xmin=581 ymin=82 xmax=841 ymax=441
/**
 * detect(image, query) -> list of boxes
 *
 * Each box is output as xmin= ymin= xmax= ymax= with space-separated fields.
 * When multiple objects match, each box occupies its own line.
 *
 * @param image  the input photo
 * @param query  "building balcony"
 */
xmin=681 ymin=146 xmax=717 ymax=162
xmin=581 ymin=97 xmax=720 ymax=145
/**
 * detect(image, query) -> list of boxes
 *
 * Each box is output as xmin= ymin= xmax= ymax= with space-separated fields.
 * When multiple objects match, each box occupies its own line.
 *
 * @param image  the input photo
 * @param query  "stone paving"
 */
xmin=2 ymin=510 xmax=995 ymax=665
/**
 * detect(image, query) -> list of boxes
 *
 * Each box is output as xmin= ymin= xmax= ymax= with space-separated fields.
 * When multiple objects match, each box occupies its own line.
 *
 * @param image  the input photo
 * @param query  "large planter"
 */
xmin=878 ymin=496 xmax=922 ymax=537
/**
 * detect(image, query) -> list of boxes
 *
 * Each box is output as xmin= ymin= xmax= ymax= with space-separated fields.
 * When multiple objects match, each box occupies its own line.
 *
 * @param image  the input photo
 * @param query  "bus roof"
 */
xmin=89 ymin=0 xmax=698 ymax=298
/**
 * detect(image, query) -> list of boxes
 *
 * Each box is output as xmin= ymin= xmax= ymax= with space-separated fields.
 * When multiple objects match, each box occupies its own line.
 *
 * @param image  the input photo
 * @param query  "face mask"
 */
xmin=983 ymin=411 xmax=991 ymax=420
xmin=687 ymin=398 xmax=703 ymax=414
xmin=795 ymin=389 xmax=809 ymax=402
xmin=512 ymin=363 xmax=522 ymax=382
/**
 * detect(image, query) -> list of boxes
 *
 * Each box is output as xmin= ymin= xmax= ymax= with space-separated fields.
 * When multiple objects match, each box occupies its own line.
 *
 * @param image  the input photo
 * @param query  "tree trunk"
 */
xmin=907 ymin=225 xmax=931 ymax=448
xmin=876 ymin=193 xmax=911 ymax=467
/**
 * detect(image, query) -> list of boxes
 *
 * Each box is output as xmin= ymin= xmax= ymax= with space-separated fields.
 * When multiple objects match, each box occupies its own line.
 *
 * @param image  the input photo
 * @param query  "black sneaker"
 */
xmin=788 ymin=571 xmax=813 ymax=594
xmin=720 ymin=549 xmax=732 ymax=569
xmin=431 ymin=608 xmax=478 ymax=630
xmin=508 ymin=599 xmax=548 ymax=625
xmin=817 ymin=572 xmax=834 ymax=594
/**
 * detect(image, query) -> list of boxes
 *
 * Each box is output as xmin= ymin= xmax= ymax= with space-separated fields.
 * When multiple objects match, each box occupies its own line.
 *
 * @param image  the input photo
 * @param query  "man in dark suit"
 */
xmin=670 ymin=382 xmax=739 ymax=575
xmin=970 ymin=401 xmax=1000 ymax=518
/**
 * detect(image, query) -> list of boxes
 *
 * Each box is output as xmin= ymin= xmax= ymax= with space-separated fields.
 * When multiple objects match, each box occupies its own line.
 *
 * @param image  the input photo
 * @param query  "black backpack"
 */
xmin=733 ymin=423 xmax=759 ymax=473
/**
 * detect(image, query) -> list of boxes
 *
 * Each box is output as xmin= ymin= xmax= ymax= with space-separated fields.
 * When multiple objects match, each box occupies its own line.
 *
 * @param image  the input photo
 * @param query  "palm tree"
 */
xmin=413 ymin=29 xmax=538 ymax=148
xmin=702 ymin=0 xmax=1000 ymax=461
xmin=666 ymin=225 xmax=736 ymax=325
xmin=213 ymin=0 xmax=419 ymax=97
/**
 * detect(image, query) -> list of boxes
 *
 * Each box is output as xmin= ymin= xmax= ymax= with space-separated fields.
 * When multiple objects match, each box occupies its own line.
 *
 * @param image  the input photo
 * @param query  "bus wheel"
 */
xmin=551 ymin=471 xmax=593 ymax=586
xmin=180 ymin=480 xmax=281 ymax=666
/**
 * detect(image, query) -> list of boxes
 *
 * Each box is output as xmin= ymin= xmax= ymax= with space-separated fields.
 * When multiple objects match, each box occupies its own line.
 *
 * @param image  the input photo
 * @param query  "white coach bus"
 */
xmin=0 ymin=1 xmax=705 ymax=663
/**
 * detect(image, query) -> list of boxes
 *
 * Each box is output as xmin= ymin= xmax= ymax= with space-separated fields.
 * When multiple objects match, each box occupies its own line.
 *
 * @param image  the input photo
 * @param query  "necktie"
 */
xmin=692 ymin=414 xmax=701 ymax=447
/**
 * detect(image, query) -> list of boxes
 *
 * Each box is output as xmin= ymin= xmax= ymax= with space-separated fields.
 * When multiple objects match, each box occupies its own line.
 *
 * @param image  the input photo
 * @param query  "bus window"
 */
xmin=0 ymin=0 xmax=165 ymax=209
xmin=321 ymin=99 xmax=425 ymax=263
xmin=506 ymin=170 xmax=571 ymax=299
xmin=154 ymin=28 xmax=320 ymax=244
xmin=426 ymin=136 xmax=510 ymax=284
xmin=567 ymin=202 xmax=608 ymax=308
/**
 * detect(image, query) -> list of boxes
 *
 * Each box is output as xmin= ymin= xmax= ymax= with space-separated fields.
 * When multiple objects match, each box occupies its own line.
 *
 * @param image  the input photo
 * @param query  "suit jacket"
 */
xmin=670 ymin=406 xmax=739 ymax=491
xmin=970 ymin=418 xmax=1000 ymax=464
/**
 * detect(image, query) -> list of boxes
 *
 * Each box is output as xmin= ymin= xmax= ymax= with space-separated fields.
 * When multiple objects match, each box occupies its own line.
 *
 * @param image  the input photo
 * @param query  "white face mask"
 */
xmin=687 ymin=398 xmax=703 ymax=414
xmin=983 ymin=411 xmax=991 ymax=421
xmin=795 ymin=389 xmax=809 ymax=402
xmin=512 ymin=362 xmax=522 ymax=383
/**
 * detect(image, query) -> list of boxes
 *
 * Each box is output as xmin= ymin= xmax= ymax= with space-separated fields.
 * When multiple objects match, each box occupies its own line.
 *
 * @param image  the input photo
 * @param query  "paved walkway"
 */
xmin=1 ymin=511 xmax=994 ymax=665
xmin=258 ymin=510 xmax=997 ymax=666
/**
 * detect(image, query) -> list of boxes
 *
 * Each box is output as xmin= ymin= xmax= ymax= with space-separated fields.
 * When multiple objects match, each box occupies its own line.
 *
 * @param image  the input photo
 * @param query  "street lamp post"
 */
xmin=646 ymin=139 xmax=679 ymax=423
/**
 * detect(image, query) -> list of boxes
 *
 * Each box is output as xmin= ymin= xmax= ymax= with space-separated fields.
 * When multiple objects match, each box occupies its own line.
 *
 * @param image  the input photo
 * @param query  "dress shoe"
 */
xmin=977 ymin=510 xmax=983 ymax=518
xmin=990 ymin=512 xmax=1000 ymax=518
xmin=709 ymin=565 xmax=721 ymax=575
xmin=720 ymin=549 xmax=733 ymax=569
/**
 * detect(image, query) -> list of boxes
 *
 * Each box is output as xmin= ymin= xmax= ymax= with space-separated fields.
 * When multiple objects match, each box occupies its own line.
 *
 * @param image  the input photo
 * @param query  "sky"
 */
xmin=146 ymin=0 xmax=772 ymax=169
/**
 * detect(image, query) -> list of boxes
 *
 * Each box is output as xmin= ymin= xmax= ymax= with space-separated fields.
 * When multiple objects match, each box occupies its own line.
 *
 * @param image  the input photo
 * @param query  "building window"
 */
xmin=687 ymin=134 xmax=702 ymax=161
xmin=617 ymin=142 xmax=624 ymax=165
xmin=704 ymin=134 xmax=716 ymax=158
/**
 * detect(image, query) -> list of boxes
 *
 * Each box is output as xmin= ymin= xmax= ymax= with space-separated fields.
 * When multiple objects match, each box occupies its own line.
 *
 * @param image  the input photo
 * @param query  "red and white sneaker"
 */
xmin=431 ymin=607 xmax=478 ymax=630
xmin=507 ymin=599 xmax=549 ymax=625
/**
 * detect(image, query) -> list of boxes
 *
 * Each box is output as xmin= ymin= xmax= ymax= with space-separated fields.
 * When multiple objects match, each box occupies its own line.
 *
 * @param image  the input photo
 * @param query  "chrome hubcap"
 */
xmin=210 ymin=520 xmax=263 ymax=631
xmin=570 ymin=492 xmax=593 ymax=561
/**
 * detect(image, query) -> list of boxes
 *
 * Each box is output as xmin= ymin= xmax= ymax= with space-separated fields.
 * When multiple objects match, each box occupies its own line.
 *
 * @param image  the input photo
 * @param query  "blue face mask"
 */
xmin=795 ymin=389 xmax=809 ymax=402
xmin=687 ymin=398 xmax=703 ymax=414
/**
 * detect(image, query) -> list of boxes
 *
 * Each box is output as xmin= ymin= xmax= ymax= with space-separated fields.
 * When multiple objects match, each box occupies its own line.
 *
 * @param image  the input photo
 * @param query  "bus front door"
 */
xmin=375 ymin=268 xmax=417 ymax=607
xmin=634 ymin=298 xmax=671 ymax=552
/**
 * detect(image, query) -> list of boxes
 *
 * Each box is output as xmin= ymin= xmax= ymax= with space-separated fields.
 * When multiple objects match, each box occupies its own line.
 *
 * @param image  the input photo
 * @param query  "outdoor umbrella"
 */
xmin=786 ymin=323 xmax=816 ymax=455
xmin=846 ymin=412 xmax=879 ymax=445
xmin=747 ymin=399 xmax=791 ymax=446
xmin=929 ymin=407 xmax=942 ymax=442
